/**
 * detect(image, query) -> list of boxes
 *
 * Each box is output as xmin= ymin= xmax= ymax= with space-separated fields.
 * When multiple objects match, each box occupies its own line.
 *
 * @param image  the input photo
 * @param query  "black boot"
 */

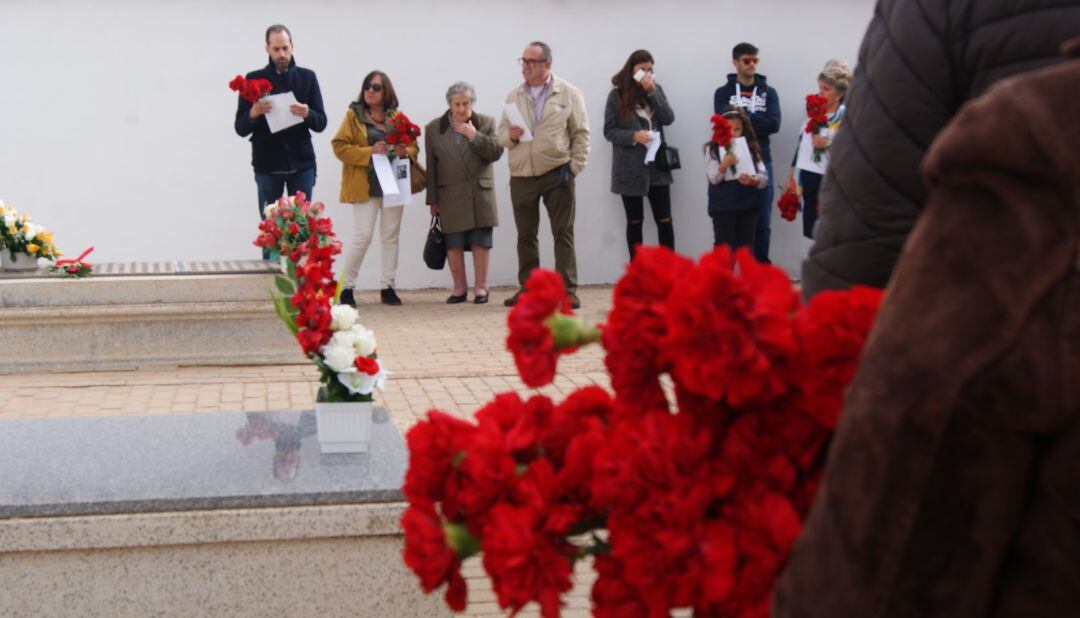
xmin=340 ymin=288 xmax=356 ymax=307
xmin=380 ymin=287 xmax=402 ymax=306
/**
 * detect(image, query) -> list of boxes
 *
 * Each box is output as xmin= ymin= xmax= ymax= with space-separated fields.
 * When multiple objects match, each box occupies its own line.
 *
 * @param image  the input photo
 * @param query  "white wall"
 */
xmin=0 ymin=0 xmax=873 ymax=288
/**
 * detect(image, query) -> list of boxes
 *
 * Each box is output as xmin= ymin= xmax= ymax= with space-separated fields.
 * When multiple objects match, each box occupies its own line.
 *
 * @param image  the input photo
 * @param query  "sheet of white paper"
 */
xmin=263 ymin=92 xmax=305 ymax=134
xmin=795 ymin=121 xmax=829 ymax=174
xmin=502 ymin=103 xmax=533 ymax=142
xmin=732 ymin=136 xmax=756 ymax=177
xmin=371 ymin=154 xmax=401 ymax=199
xmin=381 ymin=157 xmax=412 ymax=207
xmin=644 ymin=131 xmax=662 ymax=163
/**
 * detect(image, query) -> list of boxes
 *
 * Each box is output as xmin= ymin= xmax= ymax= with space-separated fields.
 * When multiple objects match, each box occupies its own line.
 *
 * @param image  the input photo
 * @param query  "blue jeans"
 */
xmin=752 ymin=161 xmax=774 ymax=264
xmin=254 ymin=168 xmax=316 ymax=258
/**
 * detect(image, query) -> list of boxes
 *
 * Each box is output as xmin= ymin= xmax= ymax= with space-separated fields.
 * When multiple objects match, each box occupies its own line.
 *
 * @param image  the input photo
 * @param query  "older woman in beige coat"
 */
xmin=425 ymin=82 xmax=504 ymax=304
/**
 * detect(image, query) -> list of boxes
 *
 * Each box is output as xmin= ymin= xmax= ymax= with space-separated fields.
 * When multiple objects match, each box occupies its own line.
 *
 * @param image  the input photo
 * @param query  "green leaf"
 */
xmin=274 ymin=275 xmax=295 ymax=296
xmin=271 ymin=295 xmax=299 ymax=335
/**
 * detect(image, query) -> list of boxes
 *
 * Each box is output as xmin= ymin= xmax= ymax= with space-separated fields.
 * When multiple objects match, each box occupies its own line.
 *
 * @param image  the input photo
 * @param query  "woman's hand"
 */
xmin=452 ymin=119 xmax=477 ymax=141
xmin=812 ymin=134 xmax=830 ymax=150
xmin=633 ymin=130 xmax=651 ymax=145
xmin=785 ymin=170 xmax=797 ymax=194
xmin=429 ymin=204 xmax=439 ymax=217
xmin=737 ymin=173 xmax=757 ymax=186
xmin=721 ymin=153 xmax=736 ymax=169
xmin=372 ymin=140 xmax=388 ymax=155
xmin=639 ymin=73 xmax=657 ymax=94
xmin=392 ymin=143 xmax=409 ymax=158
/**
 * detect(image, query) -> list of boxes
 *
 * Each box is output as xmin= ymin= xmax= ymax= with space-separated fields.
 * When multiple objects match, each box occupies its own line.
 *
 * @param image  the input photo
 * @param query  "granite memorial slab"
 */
xmin=0 ymin=408 xmax=405 ymax=518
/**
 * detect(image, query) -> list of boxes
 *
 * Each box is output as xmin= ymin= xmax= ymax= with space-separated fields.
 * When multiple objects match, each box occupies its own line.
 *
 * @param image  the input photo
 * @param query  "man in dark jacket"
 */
xmin=774 ymin=37 xmax=1080 ymax=618
xmin=234 ymin=24 xmax=327 ymax=256
xmin=713 ymin=42 xmax=781 ymax=264
xmin=802 ymin=0 xmax=1080 ymax=296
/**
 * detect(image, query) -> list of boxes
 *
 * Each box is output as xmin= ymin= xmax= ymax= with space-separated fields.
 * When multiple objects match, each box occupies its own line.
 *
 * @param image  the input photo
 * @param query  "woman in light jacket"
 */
xmin=331 ymin=70 xmax=418 ymax=307
xmin=603 ymin=49 xmax=676 ymax=260
xmin=424 ymin=82 xmax=503 ymax=304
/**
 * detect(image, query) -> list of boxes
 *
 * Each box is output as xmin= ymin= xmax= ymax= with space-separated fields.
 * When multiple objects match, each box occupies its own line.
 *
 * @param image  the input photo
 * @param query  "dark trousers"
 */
xmin=510 ymin=167 xmax=577 ymax=293
xmin=255 ymin=168 xmax=316 ymax=258
xmin=799 ymin=170 xmax=823 ymax=239
xmin=753 ymin=161 xmax=774 ymax=263
xmin=620 ymin=184 xmax=674 ymax=260
xmin=711 ymin=208 xmax=758 ymax=250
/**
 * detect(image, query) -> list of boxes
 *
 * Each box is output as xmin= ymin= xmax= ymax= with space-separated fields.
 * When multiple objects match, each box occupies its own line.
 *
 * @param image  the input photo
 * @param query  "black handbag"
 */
xmin=423 ymin=216 xmax=446 ymax=270
xmin=654 ymin=126 xmax=681 ymax=172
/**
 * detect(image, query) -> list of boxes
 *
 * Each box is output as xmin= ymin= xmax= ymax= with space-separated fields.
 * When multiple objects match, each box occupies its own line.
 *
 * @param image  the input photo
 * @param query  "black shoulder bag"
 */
xmin=654 ymin=126 xmax=681 ymax=172
xmin=423 ymin=216 xmax=446 ymax=270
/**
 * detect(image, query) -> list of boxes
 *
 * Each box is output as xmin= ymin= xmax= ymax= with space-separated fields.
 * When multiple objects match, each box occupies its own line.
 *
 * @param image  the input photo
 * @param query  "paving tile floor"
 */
xmin=0 ymin=284 xmax=619 ymax=617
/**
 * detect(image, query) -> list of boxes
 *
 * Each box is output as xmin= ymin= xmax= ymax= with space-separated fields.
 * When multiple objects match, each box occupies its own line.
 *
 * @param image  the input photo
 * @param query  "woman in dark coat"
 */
xmin=602 ymin=49 xmax=676 ymax=260
xmin=424 ymin=82 xmax=503 ymax=304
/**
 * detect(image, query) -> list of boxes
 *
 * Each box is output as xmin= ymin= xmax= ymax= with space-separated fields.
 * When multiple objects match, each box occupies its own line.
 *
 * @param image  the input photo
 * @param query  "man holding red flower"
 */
xmin=234 ymin=24 xmax=327 ymax=258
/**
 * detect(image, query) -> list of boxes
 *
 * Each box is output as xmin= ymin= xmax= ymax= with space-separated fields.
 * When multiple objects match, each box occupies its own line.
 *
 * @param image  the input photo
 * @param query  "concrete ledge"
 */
xmin=0 ymin=503 xmax=450 ymax=617
xmin=0 ymin=274 xmax=302 ymax=372
xmin=0 ymin=502 xmax=405 ymax=553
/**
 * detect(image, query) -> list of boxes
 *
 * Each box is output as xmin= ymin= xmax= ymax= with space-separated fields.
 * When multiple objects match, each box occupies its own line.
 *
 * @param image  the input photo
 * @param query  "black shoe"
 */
xmin=446 ymin=292 xmax=468 ymax=304
xmin=568 ymin=292 xmax=581 ymax=310
xmin=381 ymin=287 xmax=402 ymax=306
xmin=340 ymin=288 xmax=356 ymax=308
xmin=503 ymin=290 xmax=523 ymax=307
xmin=474 ymin=292 xmax=489 ymax=305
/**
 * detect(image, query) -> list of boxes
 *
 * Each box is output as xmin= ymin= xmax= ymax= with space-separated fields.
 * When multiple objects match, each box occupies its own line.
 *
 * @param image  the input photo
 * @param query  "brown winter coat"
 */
xmin=424 ymin=112 xmax=503 ymax=235
xmin=774 ymin=38 xmax=1080 ymax=617
xmin=801 ymin=0 xmax=1080 ymax=297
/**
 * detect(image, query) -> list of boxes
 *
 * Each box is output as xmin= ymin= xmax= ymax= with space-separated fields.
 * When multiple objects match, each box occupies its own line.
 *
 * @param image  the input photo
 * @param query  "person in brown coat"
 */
xmin=773 ymin=37 xmax=1080 ymax=617
xmin=425 ymin=82 xmax=504 ymax=304
xmin=801 ymin=0 xmax=1080 ymax=297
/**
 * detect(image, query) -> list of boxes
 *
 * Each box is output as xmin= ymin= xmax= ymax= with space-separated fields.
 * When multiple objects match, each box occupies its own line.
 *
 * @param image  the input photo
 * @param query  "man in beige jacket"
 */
xmin=497 ymin=41 xmax=590 ymax=308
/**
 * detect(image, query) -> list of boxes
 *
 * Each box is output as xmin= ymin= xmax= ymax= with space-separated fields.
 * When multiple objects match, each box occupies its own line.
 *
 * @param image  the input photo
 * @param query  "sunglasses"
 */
xmin=517 ymin=58 xmax=546 ymax=67
xmin=740 ymin=57 xmax=760 ymax=65
xmin=364 ymin=83 xmax=383 ymax=93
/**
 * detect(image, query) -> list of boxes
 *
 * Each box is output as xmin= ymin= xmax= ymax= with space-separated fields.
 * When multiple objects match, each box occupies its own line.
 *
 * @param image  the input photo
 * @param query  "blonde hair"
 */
xmin=819 ymin=60 xmax=852 ymax=95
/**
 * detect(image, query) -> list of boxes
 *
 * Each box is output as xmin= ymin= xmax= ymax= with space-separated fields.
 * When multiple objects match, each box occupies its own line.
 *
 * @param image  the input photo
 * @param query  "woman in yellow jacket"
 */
xmin=332 ymin=70 xmax=418 ymax=306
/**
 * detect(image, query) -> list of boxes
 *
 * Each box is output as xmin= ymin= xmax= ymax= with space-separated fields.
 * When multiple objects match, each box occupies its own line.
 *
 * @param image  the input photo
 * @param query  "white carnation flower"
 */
xmin=320 ymin=343 xmax=356 ymax=374
xmin=330 ymin=304 xmax=359 ymax=331
xmin=350 ymin=325 xmax=377 ymax=357
xmin=327 ymin=330 xmax=358 ymax=353
xmin=336 ymin=365 xmax=387 ymax=396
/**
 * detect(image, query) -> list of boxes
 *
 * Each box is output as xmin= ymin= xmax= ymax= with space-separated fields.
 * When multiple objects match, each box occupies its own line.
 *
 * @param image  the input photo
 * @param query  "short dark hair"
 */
xmin=355 ymin=70 xmax=400 ymax=111
xmin=732 ymin=42 xmax=758 ymax=59
xmin=529 ymin=41 xmax=552 ymax=62
xmin=265 ymin=24 xmax=292 ymax=44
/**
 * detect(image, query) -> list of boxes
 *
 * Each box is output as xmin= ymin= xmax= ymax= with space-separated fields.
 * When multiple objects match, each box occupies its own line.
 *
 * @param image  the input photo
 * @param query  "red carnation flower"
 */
xmin=401 ymin=502 xmax=468 ymax=611
xmin=804 ymin=94 xmax=829 ymax=134
xmin=602 ymin=246 xmax=695 ymax=415
xmin=778 ymin=190 xmax=800 ymax=221
xmin=592 ymin=554 xmax=649 ymax=618
xmin=404 ymin=410 xmax=477 ymax=504
xmin=794 ymin=285 xmax=883 ymax=429
xmin=710 ymin=114 xmax=734 ymax=148
xmin=506 ymin=269 xmax=585 ymax=388
xmin=354 ymin=356 xmax=380 ymax=375
xmin=665 ymin=247 xmax=800 ymax=408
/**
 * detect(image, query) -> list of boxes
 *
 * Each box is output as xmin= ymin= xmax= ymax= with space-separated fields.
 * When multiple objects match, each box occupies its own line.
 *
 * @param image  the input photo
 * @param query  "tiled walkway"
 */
xmin=0 ymin=284 xmax=615 ymax=618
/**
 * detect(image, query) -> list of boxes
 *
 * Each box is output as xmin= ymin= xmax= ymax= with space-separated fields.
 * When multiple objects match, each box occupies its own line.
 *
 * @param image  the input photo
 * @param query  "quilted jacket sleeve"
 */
xmin=801 ymin=0 xmax=1080 ymax=297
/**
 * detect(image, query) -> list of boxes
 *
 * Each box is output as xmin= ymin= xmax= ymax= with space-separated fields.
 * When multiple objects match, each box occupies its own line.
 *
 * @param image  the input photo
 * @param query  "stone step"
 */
xmin=0 ymin=271 xmax=304 ymax=373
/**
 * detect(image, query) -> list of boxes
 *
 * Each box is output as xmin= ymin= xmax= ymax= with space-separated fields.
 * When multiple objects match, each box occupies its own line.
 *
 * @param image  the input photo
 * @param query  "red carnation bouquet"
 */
xmin=804 ymin=94 xmax=830 ymax=163
xmin=403 ymin=246 xmax=884 ymax=617
xmin=229 ymin=75 xmax=273 ymax=103
xmin=710 ymin=113 xmax=735 ymax=157
xmin=778 ymin=190 xmax=801 ymax=222
xmin=386 ymin=111 xmax=422 ymax=150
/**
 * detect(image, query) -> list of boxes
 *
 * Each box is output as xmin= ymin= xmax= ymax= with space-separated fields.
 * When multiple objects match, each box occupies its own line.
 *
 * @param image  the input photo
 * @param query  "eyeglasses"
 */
xmin=740 ymin=57 xmax=760 ymax=65
xmin=364 ymin=83 xmax=383 ymax=93
xmin=517 ymin=57 xmax=546 ymax=67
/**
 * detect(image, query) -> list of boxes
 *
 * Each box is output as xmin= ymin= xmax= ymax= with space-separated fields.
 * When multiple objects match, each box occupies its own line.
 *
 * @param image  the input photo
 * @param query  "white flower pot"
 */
xmin=315 ymin=396 xmax=373 ymax=453
xmin=1 ymin=251 xmax=40 ymax=272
